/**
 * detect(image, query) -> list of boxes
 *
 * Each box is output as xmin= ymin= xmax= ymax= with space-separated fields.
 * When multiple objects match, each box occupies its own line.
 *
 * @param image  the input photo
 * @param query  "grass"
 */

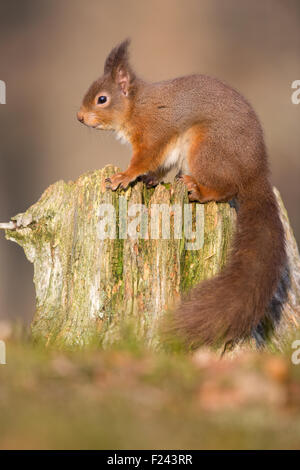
xmin=0 ymin=326 xmax=300 ymax=449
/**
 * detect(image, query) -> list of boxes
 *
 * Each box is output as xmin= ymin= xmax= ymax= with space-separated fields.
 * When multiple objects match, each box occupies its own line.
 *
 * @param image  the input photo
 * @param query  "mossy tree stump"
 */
xmin=5 ymin=165 xmax=300 ymax=350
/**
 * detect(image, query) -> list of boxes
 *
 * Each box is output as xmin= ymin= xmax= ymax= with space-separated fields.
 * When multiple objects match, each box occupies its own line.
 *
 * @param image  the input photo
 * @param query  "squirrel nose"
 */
xmin=77 ymin=111 xmax=84 ymax=123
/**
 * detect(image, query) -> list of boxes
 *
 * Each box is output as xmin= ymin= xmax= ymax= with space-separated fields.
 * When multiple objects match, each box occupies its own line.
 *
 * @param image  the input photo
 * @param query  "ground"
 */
xmin=0 ymin=325 xmax=300 ymax=450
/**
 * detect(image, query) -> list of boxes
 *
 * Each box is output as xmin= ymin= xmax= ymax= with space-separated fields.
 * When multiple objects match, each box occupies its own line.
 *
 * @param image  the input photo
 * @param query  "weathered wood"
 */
xmin=5 ymin=165 xmax=300 ymax=350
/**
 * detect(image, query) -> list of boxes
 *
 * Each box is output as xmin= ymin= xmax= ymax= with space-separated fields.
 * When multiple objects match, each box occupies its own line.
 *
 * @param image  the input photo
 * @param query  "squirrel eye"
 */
xmin=97 ymin=95 xmax=107 ymax=105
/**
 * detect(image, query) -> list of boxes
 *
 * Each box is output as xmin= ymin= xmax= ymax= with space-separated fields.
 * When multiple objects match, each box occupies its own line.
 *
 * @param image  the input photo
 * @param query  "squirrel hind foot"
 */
xmin=177 ymin=175 xmax=204 ymax=202
xmin=179 ymin=174 xmax=237 ymax=203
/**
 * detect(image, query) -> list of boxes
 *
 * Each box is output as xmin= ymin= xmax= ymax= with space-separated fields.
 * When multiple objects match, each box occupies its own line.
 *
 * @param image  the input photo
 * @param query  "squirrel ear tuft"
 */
xmin=104 ymin=38 xmax=131 ymax=76
xmin=104 ymin=39 xmax=135 ymax=95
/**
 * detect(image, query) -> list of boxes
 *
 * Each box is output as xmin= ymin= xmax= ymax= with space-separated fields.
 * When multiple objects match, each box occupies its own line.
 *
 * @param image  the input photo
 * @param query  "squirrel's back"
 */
xmin=134 ymin=75 xmax=268 ymax=189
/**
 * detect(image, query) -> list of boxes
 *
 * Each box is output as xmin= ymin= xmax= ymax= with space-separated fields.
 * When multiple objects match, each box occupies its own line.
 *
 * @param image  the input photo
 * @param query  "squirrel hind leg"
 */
xmin=185 ymin=134 xmax=239 ymax=203
xmin=178 ymin=174 xmax=235 ymax=203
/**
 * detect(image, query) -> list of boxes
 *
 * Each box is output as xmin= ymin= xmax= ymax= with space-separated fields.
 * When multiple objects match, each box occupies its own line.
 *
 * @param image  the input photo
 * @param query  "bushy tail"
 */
xmin=171 ymin=181 xmax=287 ymax=348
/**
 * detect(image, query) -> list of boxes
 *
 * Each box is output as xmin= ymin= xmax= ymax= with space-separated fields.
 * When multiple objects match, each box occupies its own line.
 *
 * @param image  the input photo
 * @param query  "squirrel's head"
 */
xmin=77 ymin=39 xmax=136 ymax=131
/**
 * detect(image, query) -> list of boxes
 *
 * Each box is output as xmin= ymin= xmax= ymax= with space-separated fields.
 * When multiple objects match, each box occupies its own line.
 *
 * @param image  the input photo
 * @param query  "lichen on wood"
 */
xmin=5 ymin=165 xmax=300 ymax=350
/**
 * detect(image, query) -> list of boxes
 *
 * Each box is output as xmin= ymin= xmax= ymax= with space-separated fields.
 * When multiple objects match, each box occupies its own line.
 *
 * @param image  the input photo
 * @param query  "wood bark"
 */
xmin=5 ymin=165 xmax=300 ymax=350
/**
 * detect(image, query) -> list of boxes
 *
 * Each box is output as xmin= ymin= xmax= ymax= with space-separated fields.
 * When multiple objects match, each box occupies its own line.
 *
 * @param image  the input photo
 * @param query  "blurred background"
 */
xmin=0 ymin=0 xmax=299 ymax=323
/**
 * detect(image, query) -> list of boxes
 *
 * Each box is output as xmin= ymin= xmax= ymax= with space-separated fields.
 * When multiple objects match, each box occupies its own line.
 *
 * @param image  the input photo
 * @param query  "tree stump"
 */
xmin=5 ymin=165 xmax=300 ymax=350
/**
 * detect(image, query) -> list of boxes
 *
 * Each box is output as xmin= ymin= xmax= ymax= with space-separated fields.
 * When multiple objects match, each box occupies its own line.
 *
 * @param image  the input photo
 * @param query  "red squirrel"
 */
xmin=77 ymin=39 xmax=286 ymax=348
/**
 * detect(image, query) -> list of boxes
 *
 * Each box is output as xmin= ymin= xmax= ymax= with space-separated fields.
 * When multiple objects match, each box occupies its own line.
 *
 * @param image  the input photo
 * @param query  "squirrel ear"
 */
xmin=104 ymin=39 xmax=135 ymax=96
xmin=116 ymin=66 xmax=130 ymax=96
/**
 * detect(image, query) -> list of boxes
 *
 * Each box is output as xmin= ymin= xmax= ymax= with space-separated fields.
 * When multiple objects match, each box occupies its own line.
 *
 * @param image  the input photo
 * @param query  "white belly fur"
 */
xmin=161 ymin=130 xmax=192 ymax=175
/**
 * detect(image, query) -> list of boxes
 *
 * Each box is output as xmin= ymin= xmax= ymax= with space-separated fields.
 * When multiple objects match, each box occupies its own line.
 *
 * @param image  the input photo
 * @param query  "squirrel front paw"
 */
xmin=105 ymin=172 xmax=136 ymax=190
